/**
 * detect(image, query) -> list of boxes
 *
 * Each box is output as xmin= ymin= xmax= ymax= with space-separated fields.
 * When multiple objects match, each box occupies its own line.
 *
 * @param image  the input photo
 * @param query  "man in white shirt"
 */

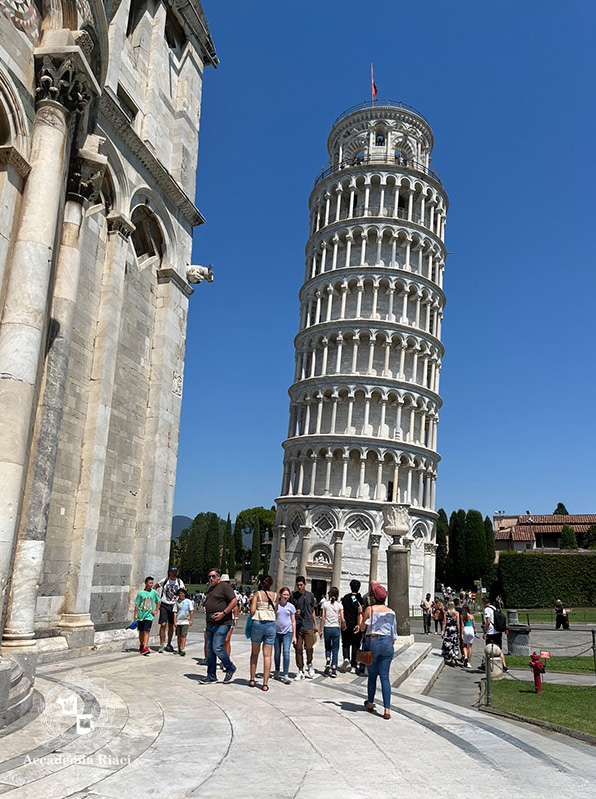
xmin=482 ymin=598 xmax=508 ymax=672
xmin=155 ymin=567 xmax=185 ymax=653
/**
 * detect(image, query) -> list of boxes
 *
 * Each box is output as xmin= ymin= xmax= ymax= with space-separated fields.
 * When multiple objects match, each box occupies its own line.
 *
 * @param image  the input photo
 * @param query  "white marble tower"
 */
xmin=273 ymin=100 xmax=448 ymax=608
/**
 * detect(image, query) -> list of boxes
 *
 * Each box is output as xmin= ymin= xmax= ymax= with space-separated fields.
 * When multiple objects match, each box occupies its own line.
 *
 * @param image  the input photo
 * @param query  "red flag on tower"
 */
xmin=371 ymin=63 xmax=378 ymax=101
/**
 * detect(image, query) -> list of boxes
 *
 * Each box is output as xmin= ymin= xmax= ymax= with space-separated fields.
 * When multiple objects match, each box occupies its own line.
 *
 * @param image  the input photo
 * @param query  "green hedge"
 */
xmin=498 ymin=551 xmax=596 ymax=607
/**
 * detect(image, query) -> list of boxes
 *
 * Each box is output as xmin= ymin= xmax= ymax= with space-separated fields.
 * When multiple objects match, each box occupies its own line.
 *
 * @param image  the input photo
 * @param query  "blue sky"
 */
xmin=174 ymin=0 xmax=596 ymax=523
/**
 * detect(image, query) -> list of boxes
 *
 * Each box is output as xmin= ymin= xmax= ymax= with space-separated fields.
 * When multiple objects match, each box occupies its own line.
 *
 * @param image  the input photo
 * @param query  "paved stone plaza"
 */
xmin=0 ymin=620 xmax=595 ymax=799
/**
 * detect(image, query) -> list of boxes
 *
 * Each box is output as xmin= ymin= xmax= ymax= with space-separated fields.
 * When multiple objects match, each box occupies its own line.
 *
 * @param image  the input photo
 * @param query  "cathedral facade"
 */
xmin=273 ymin=101 xmax=448 ymax=607
xmin=0 ymin=0 xmax=215 ymax=723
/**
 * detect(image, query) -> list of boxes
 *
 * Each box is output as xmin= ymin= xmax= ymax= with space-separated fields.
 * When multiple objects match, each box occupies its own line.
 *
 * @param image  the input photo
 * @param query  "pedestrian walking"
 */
xmin=133 ymin=576 xmax=160 ymax=656
xmin=220 ymin=574 xmax=238 ymax=667
xmin=202 ymin=568 xmax=238 ymax=683
xmin=555 ymin=599 xmax=570 ymax=630
xmin=441 ymin=601 xmax=464 ymax=667
xmin=292 ymin=576 xmax=317 ymax=680
xmin=460 ymin=604 xmax=475 ymax=667
xmin=482 ymin=597 xmax=508 ymax=672
xmin=274 ymin=586 xmax=296 ymax=684
xmin=420 ymin=592 xmax=432 ymax=634
xmin=173 ymin=587 xmax=193 ymax=656
xmin=431 ymin=597 xmax=444 ymax=634
xmin=319 ymin=587 xmax=344 ymax=677
xmin=340 ymin=580 xmax=363 ymax=673
xmin=155 ymin=567 xmax=185 ymax=653
xmin=360 ymin=581 xmax=397 ymax=720
xmin=249 ymin=575 xmax=277 ymax=691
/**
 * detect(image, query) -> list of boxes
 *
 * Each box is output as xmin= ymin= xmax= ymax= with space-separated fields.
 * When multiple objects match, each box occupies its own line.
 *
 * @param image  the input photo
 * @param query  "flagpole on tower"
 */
xmin=370 ymin=63 xmax=378 ymax=104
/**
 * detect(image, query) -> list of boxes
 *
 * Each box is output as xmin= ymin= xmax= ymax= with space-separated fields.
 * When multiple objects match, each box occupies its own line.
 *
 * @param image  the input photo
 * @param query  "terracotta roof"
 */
xmin=495 ymin=526 xmax=536 ymax=542
xmin=516 ymin=515 xmax=596 ymax=525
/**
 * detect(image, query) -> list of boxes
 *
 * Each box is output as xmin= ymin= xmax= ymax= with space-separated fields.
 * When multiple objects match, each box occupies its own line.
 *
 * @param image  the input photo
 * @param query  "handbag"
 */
xmin=245 ymin=613 xmax=253 ymax=639
xmin=355 ymin=607 xmax=373 ymax=666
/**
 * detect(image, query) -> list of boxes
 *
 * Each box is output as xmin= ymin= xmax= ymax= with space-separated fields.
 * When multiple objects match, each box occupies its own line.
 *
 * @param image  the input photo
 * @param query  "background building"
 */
xmin=0 ymin=0 xmax=215 ymax=724
xmin=273 ymin=100 xmax=448 ymax=605
xmin=494 ymin=514 xmax=596 ymax=551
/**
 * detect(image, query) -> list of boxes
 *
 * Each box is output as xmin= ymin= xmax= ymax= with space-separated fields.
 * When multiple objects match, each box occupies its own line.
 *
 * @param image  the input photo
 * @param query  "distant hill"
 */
xmin=172 ymin=515 xmax=193 ymax=540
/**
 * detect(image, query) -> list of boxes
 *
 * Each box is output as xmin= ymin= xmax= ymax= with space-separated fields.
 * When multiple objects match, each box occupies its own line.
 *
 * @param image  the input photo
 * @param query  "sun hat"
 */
xmin=220 ymin=573 xmax=230 ymax=582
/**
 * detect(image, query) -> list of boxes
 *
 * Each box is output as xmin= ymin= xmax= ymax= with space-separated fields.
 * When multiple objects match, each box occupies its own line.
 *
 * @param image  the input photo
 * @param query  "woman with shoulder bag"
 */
xmin=432 ymin=597 xmax=444 ymax=634
xmin=249 ymin=575 xmax=277 ymax=691
xmin=359 ymin=582 xmax=397 ymax=720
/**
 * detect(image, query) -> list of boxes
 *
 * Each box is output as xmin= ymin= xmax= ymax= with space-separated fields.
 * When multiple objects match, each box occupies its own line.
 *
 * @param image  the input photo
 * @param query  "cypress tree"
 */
xmin=233 ymin=517 xmax=244 ymax=567
xmin=560 ymin=524 xmax=577 ymax=549
xmin=222 ymin=513 xmax=234 ymax=575
xmin=435 ymin=509 xmax=449 ymax=582
xmin=465 ymin=510 xmax=487 ymax=586
xmin=204 ymin=512 xmax=221 ymax=575
xmin=250 ymin=517 xmax=261 ymax=577
xmin=585 ymin=525 xmax=596 ymax=550
xmin=553 ymin=502 xmax=569 ymax=515
xmin=484 ymin=515 xmax=496 ymax=583
xmin=448 ymin=509 xmax=467 ymax=588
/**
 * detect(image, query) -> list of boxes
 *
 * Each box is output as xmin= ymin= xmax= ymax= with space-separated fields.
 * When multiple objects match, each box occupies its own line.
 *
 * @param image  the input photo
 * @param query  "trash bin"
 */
xmin=507 ymin=621 xmax=531 ymax=656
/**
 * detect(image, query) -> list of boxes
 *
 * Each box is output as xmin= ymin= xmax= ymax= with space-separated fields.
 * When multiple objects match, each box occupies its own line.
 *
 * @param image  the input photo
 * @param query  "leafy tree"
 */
xmin=448 ymin=509 xmax=467 ymax=588
xmin=553 ymin=502 xmax=569 ymax=515
xmin=222 ymin=514 xmax=234 ymax=575
xmin=484 ymin=515 xmax=496 ymax=584
xmin=204 ymin=512 xmax=221 ymax=572
xmin=250 ymin=517 xmax=262 ymax=577
xmin=465 ymin=510 xmax=487 ymax=586
xmin=435 ymin=509 xmax=449 ymax=582
xmin=585 ymin=525 xmax=596 ymax=550
xmin=560 ymin=524 xmax=577 ymax=549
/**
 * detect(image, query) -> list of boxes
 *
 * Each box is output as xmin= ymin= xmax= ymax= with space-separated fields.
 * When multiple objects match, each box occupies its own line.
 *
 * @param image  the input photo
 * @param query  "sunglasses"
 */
xmin=208 ymin=574 xmax=217 ymax=579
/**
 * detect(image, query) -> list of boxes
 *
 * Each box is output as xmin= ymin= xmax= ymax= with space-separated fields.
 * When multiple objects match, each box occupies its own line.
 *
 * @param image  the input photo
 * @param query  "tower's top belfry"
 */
xmin=317 ymin=100 xmax=441 ymax=190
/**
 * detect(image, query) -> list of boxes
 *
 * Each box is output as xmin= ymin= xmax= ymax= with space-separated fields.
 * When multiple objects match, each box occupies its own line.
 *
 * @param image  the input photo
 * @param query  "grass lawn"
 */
xmin=489 ymin=680 xmax=596 ymax=736
xmin=509 ymin=607 xmax=596 ymax=625
xmin=506 ymin=655 xmax=596 ymax=674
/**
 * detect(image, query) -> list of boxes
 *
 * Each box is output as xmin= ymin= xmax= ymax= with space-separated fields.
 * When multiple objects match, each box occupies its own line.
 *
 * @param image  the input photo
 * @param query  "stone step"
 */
xmin=388 ymin=641 xmax=432 ymax=689
xmin=398 ymin=647 xmax=444 ymax=694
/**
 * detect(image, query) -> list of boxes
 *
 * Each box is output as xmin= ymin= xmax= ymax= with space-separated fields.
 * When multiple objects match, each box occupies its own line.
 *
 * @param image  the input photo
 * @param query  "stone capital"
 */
xmin=332 ymin=529 xmax=345 ymax=544
xmin=106 ymin=212 xmax=135 ymax=239
xmin=370 ymin=533 xmax=382 ymax=548
xmin=424 ymin=542 xmax=438 ymax=555
xmin=299 ymin=525 xmax=311 ymax=538
xmin=67 ymin=148 xmax=107 ymax=206
xmin=34 ymin=45 xmax=101 ymax=113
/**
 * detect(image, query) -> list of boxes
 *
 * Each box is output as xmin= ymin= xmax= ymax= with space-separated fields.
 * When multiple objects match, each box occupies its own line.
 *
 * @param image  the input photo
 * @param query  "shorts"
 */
xmin=486 ymin=632 xmax=502 ymax=648
xmin=159 ymin=604 xmax=175 ymax=625
xmin=462 ymin=628 xmax=474 ymax=645
xmin=251 ymin=619 xmax=276 ymax=646
xmin=137 ymin=619 xmax=153 ymax=632
xmin=176 ymin=624 xmax=189 ymax=637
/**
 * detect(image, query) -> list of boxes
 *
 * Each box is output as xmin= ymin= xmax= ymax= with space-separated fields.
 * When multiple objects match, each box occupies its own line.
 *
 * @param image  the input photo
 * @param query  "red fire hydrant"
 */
xmin=529 ymin=652 xmax=545 ymax=694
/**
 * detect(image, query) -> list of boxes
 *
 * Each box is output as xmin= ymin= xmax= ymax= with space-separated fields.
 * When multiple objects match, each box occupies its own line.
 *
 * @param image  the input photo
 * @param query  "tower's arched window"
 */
xmin=130 ymin=205 xmax=164 ymax=266
xmin=376 ymin=134 xmax=385 ymax=146
xmin=0 ymin=103 xmax=10 ymax=146
xmin=165 ymin=8 xmax=187 ymax=58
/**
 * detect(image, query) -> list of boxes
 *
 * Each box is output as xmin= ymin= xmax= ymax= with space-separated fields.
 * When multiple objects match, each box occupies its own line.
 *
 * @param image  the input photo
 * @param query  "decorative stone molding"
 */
xmin=186 ymin=264 xmax=213 ymax=284
xmin=383 ymin=503 xmax=410 ymax=545
xmin=67 ymin=150 xmax=107 ymax=205
xmin=106 ymin=212 xmax=135 ymax=239
xmin=99 ymin=89 xmax=205 ymax=228
xmin=157 ymin=267 xmax=194 ymax=298
xmin=35 ymin=55 xmax=91 ymax=113
xmin=424 ymin=543 xmax=438 ymax=555
xmin=172 ymin=371 xmax=183 ymax=397
xmin=0 ymin=145 xmax=31 ymax=178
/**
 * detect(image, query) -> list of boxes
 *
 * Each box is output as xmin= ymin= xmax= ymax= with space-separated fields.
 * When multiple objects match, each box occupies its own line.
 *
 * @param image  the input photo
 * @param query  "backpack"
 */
xmin=491 ymin=605 xmax=507 ymax=633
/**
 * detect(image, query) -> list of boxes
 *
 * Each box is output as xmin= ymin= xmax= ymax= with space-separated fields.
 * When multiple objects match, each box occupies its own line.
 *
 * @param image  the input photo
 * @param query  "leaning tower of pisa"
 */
xmin=272 ymin=100 xmax=448 ymax=608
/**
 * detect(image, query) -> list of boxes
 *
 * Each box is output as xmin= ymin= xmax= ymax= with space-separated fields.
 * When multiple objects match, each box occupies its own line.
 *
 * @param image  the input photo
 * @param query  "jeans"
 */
xmin=423 ymin=612 xmax=431 ymax=634
xmin=274 ymin=631 xmax=293 ymax=675
xmin=341 ymin=628 xmax=363 ymax=667
xmin=367 ymin=636 xmax=394 ymax=709
xmin=324 ymin=627 xmax=340 ymax=668
xmin=206 ymin=623 xmax=234 ymax=680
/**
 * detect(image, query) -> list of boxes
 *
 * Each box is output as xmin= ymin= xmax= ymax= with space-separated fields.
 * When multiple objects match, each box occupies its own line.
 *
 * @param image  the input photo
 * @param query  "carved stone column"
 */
xmin=331 ymin=529 xmax=345 ymax=590
xmin=60 ymin=211 xmax=134 ymax=645
xmin=2 ymin=144 xmax=106 ymax=664
xmin=0 ymin=47 xmax=97 ymax=638
xmin=369 ymin=533 xmax=381 ymax=583
xmin=384 ymin=504 xmax=412 ymax=637
xmin=274 ymin=525 xmax=287 ymax=591
xmin=298 ymin=525 xmax=311 ymax=579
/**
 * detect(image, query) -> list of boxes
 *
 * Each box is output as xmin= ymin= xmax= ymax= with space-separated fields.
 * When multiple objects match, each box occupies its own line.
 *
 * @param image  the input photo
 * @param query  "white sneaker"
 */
xmin=339 ymin=658 xmax=350 ymax=673
xmin=294 ymin=671 xmax=305 ymax=681
xmin=307 ymin=664 xmax=315 ymax=678
xmin=466 ymin=662 xmax=473 ymax=669
xmin=281 ymin=675 xmax=292 ymax=684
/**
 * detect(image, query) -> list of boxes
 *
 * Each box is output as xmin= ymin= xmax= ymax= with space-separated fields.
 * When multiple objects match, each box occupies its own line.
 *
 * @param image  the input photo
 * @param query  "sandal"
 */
xmin=364 ymin=701 xmax=375 ymax=713
xmin=262 ymin=684 xmax=269 ymax=692
xmin=249 ymin=680 xmax=255 ymax=688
